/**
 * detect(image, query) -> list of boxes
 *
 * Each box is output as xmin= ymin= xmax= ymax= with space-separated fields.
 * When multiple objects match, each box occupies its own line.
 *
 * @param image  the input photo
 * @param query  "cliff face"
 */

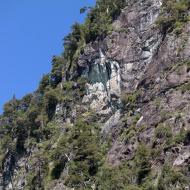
xmin=77 ymin=0 xmax=163 ymax=132
xmin=1 ymin=0 xmax=190 ymax=189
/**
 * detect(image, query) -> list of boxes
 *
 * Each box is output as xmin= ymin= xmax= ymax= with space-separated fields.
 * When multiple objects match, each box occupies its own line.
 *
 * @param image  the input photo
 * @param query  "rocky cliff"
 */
xmin=1 ymin=0 xmax=190 ymax=189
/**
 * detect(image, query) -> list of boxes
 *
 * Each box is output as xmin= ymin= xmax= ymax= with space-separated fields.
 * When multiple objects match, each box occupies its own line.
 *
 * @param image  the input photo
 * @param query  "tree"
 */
xmin=135 ymin=144 xmax=151 ymax=184
xmin=50 ymin=56 xmax=64 ymax=88
xmin=43 ymin=89 xmax=58 ymax=121
xmin=38 ymin=74 xmax=50 ymax=93
xmin=50 ymin=119 xmax=102 ymax=188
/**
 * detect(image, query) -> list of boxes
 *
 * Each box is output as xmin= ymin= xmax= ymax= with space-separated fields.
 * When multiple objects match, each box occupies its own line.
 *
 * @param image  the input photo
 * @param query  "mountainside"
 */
xmin=1 ymin=0 xmax=190 ymax=189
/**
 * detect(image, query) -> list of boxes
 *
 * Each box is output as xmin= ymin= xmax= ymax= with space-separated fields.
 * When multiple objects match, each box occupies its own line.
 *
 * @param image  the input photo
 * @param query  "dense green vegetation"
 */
xmin=157 ymin=163 xmax=188 ymax=190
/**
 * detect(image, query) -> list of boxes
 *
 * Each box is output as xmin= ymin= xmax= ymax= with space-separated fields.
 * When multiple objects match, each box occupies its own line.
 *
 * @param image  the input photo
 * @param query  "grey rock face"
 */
xmin=2 ymin=151 xmax=15 ymax=190
xmin=76 ymin=0 xmax=163 ymax=135
xmin=105 ymin=0 xmax=162 ymax=91
xmin=78 ymin=0 xmax=162 ymax=116
xmin=102 ymin=110 xmax=121 ymax=135
xmin=82 ymin=56 xmax=121 ymax=114
xmin=77 ymin=0 xmax=190 ymax=169
xmin=173 ymin=148 xmax=190 ymax=166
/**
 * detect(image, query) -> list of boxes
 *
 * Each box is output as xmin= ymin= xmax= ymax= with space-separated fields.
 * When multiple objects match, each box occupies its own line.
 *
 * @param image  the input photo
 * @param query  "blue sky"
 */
xmin=0 ymin=0 xmax=95 ymax=113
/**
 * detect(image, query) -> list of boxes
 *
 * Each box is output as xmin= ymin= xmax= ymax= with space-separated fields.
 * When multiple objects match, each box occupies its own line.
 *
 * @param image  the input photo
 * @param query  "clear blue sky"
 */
xmin=0 ymin=0 xmax=95 ymax=113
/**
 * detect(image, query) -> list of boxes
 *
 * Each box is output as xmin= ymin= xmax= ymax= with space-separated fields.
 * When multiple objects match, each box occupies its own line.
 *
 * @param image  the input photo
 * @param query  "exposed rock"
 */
xmin=173 ymin=148 xmax=190 ymax=166
xmin=81 ymin=50 xmax=121 ymax=115
xmin=102 ymin=110 xmax=121 ymax=134
xmin=107 ymin=140 xmax=136 ymax=166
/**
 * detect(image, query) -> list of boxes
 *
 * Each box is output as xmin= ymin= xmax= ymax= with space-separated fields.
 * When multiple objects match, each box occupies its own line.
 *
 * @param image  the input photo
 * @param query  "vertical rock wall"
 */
xmin=82 ymin=49 xmax=121 ymax=115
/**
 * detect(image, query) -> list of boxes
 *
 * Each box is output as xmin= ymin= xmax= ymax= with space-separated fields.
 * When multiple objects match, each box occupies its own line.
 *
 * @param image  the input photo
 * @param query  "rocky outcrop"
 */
xmin=77 ymin=0 xmax=162 ymax=115
xmin=80 ymin=49 xmax=121 ymax=115
xmin=77 ymin=0 xmax=190 ymax=171
xmin=1 ymin=151 xmax=15 ymax=190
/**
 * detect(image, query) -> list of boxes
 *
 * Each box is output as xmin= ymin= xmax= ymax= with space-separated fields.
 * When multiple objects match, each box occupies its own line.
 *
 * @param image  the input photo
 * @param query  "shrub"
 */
xmin=62 ymin=81 xmax=73 ymax=90
xmin=157 ymin=0 xmax=190 ymax=34
xmin=38 ymin=74 xmax=50 ymax=93
xmin=154 ymin=124 xmax=173 ymax=147
xmin=120 ymin=125 xmax=136 ymax=142
xmin=84 ymin=0 xmax=126 ymax=42
xmin=174 ymin=128 xmax=190 ymax=145
xmin=135 ymin=144 xmax=151 ymax=184
xmin=96 ymin=164 xmax=132 ymax=190
xmin=157 ymin=163 xmax=188 ymax=189
xmin=125 ymin=185 xmax=142 ymax=190
xmin=43 ymin=89 xmax=59 ymax=120
xmin=50 ymin=56 xmax=64 ymax=88
xmin=50 ymin=119 xmax=102 ymax=188
xmin=154 ymin=124 xmax=172 ymax=139
xmin=121 ymin=91 xmax=140 ymax=109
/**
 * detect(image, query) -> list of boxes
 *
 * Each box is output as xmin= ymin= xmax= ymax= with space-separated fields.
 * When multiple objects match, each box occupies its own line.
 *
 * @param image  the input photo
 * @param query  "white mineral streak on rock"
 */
xmin=136 ymin=116 xmax=144 ymax=127
xmin=82 ymin=50 xmax=121 ymax=115
xmin=107 ymin=60 xmax=121 ymax=97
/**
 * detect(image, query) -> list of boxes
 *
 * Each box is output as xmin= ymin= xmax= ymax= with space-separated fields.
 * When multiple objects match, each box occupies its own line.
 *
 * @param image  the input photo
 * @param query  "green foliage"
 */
xmin=14 ymin=113 xmax=29 ymax=154
xmin=1 ymin=96 xmax=33 ymax=155
xmin=63 ymin=22 xmax=83 ymax=70
xmin=38 ymin=74 xmax=50 ymax=93
xmin=121 ymin=91 xmax=140 ymax=109
xmin=174 ymin=128 xmax=190 ymax=145
xmin=19 ymin=94 xmax=33 ymax=111
xmin=3 ymin=97 xmax=20 ymax=116
xmin=157 ymin=0 xmax=190 ymax=34
xmin=64 ymin=120 xmax=102 ymax=188
xmin=134 ymin=144 xmax=151 ymax=184
xmin=50 ymin=56 xmax=64 ymax=88
xmin=126 ymin=185 xmax=142 ymax=190
xmin=77 ymin=76 xmax=88 ymax=95
xmin=0 ymin=135 xmax=15 ymax=169
xmin=153 ymin=123 xmax=174 ymax=151
xmin=48 ymin=119 xmax=103 ymax=189
xmin=96 ymin=164 xmax=131 ymax=190
xmin=154 ymin=124 xmax=173 ymax=146
xmin=154 ymin=124 xmax=172 ymax=139
xmin=62 ymin=81 xmax=73 ymax=91
xmin=26 ymin=155 xmax=49 ymax=190
xmin=84 ymin=0 xmax=126 ymax=41
xmin=157 ymin=163 xmax=188 ymax=190
xmin=120 ymin=125 xmax=136 ymax=142
xmin=43 ymin=89 xmax=58 ymax=120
